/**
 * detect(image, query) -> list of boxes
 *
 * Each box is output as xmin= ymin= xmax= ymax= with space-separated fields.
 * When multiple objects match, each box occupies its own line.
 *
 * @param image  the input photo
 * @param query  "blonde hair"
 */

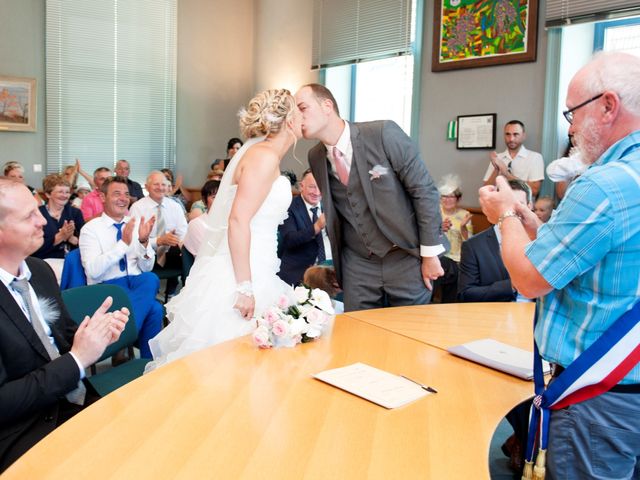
xmin=238 ymin=88 xmax=296 ymax=139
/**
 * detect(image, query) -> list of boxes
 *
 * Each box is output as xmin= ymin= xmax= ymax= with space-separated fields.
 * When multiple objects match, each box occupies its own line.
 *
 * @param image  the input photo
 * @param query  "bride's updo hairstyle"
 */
xmin=238 ymin=88 xmax=296 ymax=139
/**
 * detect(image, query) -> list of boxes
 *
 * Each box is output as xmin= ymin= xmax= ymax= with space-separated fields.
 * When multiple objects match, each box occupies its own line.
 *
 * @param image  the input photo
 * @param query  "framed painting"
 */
xmin=432 ymin=0 xmax=538 ymax=72
xmin=456 ymin=113 xmax=496 ymax=149
xmin=0 ymin=76 xmax=37 ymax=132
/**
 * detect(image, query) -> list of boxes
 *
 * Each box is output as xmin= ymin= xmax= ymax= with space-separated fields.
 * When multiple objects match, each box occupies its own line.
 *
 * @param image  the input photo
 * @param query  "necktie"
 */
xmin=155 ymin=203 xmax=168 ymax=267
xmin=332 ymin=147 xmax=349 ymax=186
xmin=114 ymin=222 xmax=127 ymax=271
xmin=10 ymin=278 xmax=86 ymax=405
xmin=310 ymin=206 xmax=326 ymax=263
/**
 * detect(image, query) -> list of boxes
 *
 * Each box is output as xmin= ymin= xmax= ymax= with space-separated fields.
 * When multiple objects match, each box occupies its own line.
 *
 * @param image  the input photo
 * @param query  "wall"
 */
xmin=177 ymin=0 xmax=255 ymax=185
xmin=0 ymin=0 xmax=46 ymax=188
xmin=419 ymin=3 xmax=548 ymax=206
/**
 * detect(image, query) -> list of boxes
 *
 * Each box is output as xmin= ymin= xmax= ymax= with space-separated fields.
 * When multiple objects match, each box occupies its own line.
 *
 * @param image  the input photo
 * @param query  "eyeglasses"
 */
xmin=563 ymin=93 xmax=603 ymax=124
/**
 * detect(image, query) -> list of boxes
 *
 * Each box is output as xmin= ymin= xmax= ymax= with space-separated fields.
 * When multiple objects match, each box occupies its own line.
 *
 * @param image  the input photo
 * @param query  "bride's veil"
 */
xmin=198 ymin=136 xmax=266 ymax=258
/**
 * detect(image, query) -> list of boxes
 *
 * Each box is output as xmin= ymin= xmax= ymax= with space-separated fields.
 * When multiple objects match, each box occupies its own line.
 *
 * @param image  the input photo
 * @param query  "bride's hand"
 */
xmin=234 ymin=293 xmax=255 ymax=320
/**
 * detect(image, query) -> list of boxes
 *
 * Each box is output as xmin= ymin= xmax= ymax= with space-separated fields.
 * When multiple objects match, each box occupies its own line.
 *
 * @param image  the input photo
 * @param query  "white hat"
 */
xmin=438 ymin=174 xmax=461 ymax=196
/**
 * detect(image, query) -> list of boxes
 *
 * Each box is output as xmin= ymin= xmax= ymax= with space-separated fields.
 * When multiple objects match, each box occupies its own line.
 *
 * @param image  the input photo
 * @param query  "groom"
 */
xmin=295 ymin=84 xmax=445 ymax=311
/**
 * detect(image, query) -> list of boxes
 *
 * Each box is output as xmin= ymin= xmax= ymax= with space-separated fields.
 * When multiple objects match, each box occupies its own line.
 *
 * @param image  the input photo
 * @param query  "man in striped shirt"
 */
xmin=480 ymin=51 xmax=640 ymax=478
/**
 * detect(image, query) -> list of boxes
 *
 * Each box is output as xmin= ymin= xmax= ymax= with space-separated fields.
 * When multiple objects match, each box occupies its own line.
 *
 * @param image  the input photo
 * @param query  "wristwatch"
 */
xmin=497 ymin=210 xmax=521 ymax=228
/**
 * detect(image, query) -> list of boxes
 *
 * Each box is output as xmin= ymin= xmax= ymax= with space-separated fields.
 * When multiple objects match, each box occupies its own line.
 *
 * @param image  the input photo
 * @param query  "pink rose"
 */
xmin=305 ymin=308 xmax=328 ymax=326
xmin=253 ymin=327 xmax=272 ymax=348
xmin=271 ymin=319 xmax=289 ymax=337
xmin=277 ymin=294 xmax=290 ymax=310
xmin=264 ymin=308 xmax=280 ymax=325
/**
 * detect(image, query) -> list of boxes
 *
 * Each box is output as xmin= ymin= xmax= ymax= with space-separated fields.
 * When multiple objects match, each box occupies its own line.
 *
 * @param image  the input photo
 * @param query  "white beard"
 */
xmin=575 ymin=115 xmax=605 ymax=165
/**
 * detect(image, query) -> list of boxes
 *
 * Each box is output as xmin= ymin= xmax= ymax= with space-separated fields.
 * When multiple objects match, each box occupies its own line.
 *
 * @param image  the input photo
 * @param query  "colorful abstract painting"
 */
xmin=432 ymin=0 xmax=538 ymax=71
xmin=0 ymin=77 xmax=36 ymax=132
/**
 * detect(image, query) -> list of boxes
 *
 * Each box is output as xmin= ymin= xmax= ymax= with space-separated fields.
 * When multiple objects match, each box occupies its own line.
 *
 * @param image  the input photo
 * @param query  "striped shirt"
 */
xmin=525 ymin=130 xmax=640 ymax=384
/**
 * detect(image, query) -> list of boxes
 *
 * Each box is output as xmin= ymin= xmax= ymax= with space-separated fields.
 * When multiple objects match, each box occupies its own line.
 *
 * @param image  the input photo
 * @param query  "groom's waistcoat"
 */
xmin=328 ymin=157 xmax=393 ymax=258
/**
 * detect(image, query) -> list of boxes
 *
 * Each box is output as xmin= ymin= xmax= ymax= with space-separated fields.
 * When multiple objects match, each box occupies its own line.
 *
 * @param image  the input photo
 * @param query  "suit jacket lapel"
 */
xmin=293 ymin=196 xmax=313 ymax=230
xmin=486 ymin=228 xmax=509 ymax=276
xmin=0 ymin=281 xmax=50 ymax=361
xmin=350 ymin=123 xmax=377 ymax=218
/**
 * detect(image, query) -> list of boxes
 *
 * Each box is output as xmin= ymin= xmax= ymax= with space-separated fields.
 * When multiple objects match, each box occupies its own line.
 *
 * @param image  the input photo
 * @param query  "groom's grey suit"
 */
xmin=308 ymin=120 xmax=444 ymax=311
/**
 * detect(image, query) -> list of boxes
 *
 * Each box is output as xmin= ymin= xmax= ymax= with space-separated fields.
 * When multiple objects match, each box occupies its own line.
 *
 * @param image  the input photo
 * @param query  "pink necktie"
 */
xmin=332 ymin=147 xmax=349 ymax=185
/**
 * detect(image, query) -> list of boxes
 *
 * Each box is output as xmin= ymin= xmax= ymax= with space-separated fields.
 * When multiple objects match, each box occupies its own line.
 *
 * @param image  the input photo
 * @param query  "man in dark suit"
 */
xmin=458 ymin=179 xmax=532 ymax=302
xmin=0 ymin=179 xmax=128 ymax=471
xmin=278 ymin=169 xmax=331 ymax=286
xmin=295 ymin=84 xmax=445 ymax=311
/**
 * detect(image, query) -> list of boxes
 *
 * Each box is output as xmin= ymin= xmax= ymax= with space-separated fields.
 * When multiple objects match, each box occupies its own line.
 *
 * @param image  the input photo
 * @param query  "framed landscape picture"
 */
xmin=0 ymin=76 xmax=37 ymax=132
xmin=432 ymin=0 xmax=538 ymax=72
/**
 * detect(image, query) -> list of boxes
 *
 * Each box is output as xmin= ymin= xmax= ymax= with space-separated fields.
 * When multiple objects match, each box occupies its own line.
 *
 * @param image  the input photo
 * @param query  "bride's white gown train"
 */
xmin=145 ymin=174 xmax=293 ymax=371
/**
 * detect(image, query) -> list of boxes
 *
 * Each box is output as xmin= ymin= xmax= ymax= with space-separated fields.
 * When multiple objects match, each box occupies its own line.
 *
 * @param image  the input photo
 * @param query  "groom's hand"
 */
xmin=421 ymin=256 xmax=444 ymax=291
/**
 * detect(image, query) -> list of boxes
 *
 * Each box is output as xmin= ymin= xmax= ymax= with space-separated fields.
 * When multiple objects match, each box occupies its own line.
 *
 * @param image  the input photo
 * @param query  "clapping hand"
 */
xmin=490 ymin=152 xmax=508 ymax=176
xmin=158 ymin=229 xmax=180 ymax=247
xmin=70 ymin=296 xmax=129 ymax=368
xmin=55 ymin=220 xmax=75 ymax=244
xmin=461 ymin=212 xmax=473 ymax=228
xmin=137 ymin=216 xmax=155 ymax=246
xmin=441 ymin=217 xmax=452 ymax=233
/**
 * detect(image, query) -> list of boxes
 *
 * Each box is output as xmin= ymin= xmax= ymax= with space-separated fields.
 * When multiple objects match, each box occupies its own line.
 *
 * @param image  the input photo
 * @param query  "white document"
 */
xmin=448 ymin=338 xmax=550 ymax=380
xmin=314 ymin=362 xmax=431 ymax=409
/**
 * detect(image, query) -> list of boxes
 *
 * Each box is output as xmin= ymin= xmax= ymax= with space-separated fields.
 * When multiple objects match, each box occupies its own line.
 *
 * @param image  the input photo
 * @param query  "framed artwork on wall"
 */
xmin=432 ymin=0 xmax=538 ymax=72
xmin=456 ymin=113 xmax=497 ymax=149
xmin=0 ymin=76 xmax=37 ymax=132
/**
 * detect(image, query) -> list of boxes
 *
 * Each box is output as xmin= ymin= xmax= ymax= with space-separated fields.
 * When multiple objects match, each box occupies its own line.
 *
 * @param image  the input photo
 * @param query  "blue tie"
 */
xmin=310 ymin=207 xmax=326 ymax=263
xmin=114 ymin=222 xmax=127 ymax=271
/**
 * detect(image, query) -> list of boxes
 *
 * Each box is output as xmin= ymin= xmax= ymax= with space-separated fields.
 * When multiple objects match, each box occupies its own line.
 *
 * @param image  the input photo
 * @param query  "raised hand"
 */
xmin=138 ymin=215 xmax=156 ymax=245
xmin=157 ymin=229 xmax=180 ymax=247
xmin=121 ymin=218 xmax=136 ymax=246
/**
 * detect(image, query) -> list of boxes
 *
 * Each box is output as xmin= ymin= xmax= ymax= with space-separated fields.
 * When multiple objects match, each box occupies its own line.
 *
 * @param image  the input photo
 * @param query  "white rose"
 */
xmin=290 ymin=318 xmax=309 ymax=336
xmin=293 ymin=286 xmax=311 ymax=304
xmin=305 ymin=307 xmax=329 ymax=326
xmin=309 ymin=288 xmax=335 ymax=314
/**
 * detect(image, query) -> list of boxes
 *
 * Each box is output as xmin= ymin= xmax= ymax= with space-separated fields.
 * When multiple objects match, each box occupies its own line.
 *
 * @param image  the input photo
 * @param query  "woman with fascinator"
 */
xmin=145 ymin=89 xmax=303 ymax=371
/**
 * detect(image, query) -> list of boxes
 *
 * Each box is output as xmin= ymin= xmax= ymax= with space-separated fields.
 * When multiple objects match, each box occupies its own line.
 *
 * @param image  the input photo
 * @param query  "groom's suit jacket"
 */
xmin=457 ymin=227 xmax=516 ymax=302
xmin=309 ymin=120 xmax=443 ymax=283
xmin=0 ymin=257 xmax=81 ymax=471
xmin=277 ymin=195 xmax=321 ymax=286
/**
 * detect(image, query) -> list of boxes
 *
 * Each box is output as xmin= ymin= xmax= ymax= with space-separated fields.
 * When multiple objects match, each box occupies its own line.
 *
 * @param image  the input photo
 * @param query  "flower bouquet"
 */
xmin=252 ymin=286 xmax=335 ymax=349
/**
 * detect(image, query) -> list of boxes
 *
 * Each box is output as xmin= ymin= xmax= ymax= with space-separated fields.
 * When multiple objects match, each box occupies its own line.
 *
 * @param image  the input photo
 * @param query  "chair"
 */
xmin=60 ymin=248 xmax=87 ymax=290
xmin=61 ymin=284 xmax=150 ymax=396
xmin=181 ymin=245 xmax=195 ymax=280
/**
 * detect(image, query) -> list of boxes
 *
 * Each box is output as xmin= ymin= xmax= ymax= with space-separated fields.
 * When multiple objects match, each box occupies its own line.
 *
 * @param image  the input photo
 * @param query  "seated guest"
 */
xmin=61 ymin=159 xmax=95 ymax=203
xmin=71 ymin=185 xmax=91 ymax=209
xmin=114 ymin=159 xmax=144 ymax=203
xmin=129 ymin=171 xmax=188 ymax=297
xmin=183 ymin=180 xmax=220 ymax=257
xmin=458 ymin=180 xmax=532 ymax=302
xmin=433 ymin=174 xmax=473 ymax=303
xmin=533 ymin=196 xmax=554 ymax=223
xmin=303 ymin=265 xmax=344 ymax=313
xmin=160 ymin=168 xmax=192 ymax=208
xmin=32 ymin=174 xmax=84 ymax=281
xmin=211 ymin=137 xmax=243 ymax=171
xmin=277 ymin=169 xmax=331 ymax=286
xmin=80 ymin=166 xmax=112 ymax=221
xmin=0 ymin=178 xmax=128 ymax=471
xmin=3 ymin=161 xmax=43 ymax=204
xmin=79 ymin=176 xmax=162 ymax=358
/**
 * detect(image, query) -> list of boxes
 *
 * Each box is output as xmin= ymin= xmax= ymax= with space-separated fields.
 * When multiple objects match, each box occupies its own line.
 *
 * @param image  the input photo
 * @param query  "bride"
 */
xmin=145 ymin=89 xmax=301 ymax=371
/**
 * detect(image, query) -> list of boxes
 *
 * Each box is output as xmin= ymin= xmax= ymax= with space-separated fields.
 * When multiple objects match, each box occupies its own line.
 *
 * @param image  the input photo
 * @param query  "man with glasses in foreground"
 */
xmin=480 ymin=51 xmax=640 ymax=478
xmin=483 ymin=120 xmax=545 ymax=198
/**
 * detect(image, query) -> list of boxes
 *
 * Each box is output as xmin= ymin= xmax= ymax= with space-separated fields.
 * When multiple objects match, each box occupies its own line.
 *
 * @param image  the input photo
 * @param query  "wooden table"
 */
xmin=5 ymin=304 xmax=536 ymax=479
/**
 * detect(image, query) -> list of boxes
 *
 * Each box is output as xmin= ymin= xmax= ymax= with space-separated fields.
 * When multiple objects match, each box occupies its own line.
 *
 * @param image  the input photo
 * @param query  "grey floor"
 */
xmin=489 ymin=417 xmax=521 ymax=479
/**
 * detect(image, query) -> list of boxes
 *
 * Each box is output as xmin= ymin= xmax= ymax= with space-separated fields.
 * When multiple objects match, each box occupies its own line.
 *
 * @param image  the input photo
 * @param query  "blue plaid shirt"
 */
xmin=525 ymin=130 xmax=640 ymax=384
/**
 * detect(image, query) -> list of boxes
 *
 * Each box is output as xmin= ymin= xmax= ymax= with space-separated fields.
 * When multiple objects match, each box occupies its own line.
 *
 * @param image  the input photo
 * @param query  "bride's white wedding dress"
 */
xmin=145 ymin=141 xmax=293 ymax=372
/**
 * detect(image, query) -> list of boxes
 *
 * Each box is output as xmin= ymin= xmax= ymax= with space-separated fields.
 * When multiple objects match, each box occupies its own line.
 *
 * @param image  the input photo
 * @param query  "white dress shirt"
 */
xmin=183 ymin=215 xmax=209 ymax=256
xmin=301 ymin=198 xmax=332 ymax=262
xmin=129 ymin=196 xmax=188 ymax=251
xmin=79 ymin=213 xmax=155 ymax=285
xmin=483 ymin=145 xmax=545 ymax=182
xmin=0 ymin=261 xmax=84 ymax=376
xmin=324 ymin=121 xmax=443 ymax=257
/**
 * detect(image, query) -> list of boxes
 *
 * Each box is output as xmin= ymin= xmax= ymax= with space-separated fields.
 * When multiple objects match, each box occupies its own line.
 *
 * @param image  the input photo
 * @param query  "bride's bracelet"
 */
xmin=236 ymin=281 xmax=254 ymax=297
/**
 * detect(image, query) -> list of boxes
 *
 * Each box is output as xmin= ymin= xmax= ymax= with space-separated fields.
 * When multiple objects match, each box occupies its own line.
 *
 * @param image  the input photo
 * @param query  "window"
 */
xmin=46 ymin=0 xmax=177 ymax=184
xmin=315 ymin=0 xmax=419 ymax=135
xmin=594 ymin=16 xmax=640 ymax=55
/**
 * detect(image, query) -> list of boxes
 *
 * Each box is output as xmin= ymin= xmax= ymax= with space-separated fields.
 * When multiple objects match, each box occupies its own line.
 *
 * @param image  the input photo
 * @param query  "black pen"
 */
xmin=400 ymin=374 xmax=438 ymax=394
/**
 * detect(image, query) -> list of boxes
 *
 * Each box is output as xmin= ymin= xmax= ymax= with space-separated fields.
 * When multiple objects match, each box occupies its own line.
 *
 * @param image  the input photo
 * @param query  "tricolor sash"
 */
xmin=523 ymin=300 xmax=640 ymax=480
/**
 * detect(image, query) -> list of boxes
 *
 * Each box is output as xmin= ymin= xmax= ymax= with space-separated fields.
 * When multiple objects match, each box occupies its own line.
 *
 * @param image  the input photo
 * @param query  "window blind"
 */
xmin=546 ymin=0 xmax=640 ymax=27
xmin=311 ymin=0 xmax=413 ymax=69
xmin=46 ymin=0 xmax=177 ymax=184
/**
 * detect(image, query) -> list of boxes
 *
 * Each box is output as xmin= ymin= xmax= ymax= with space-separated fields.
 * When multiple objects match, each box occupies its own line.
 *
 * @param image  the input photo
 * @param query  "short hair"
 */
xmin=301 ymin=83 xmax=340 ymax=116
xmin=160 ymin=168 xmax=174 ymax=183
xmin=508 ymin=179 xmax=532 ymax=205
xmin=42 ymin=173 xmax=71 ymax=195
xmin=536 ymin=196 xmax=555 ymax=208
xmin=303 ymin=265 xmax=340 ymax=298
xmin=210 ymin=159 xmax=224 ymax=170
xmin=300 ymin=168 xmax=314 ymax=181
xmin=100 ymin=175 xmax=129 ymax=195
xmin=116 ymin=159 xmax=130 ymax=167
xmin=201 ymin=179 xmax=220 ymax=201
xmin=583 ymin=51 xmax=640 ymax=116
xmin=505 ymin=120 xmax=525 ymax=132
xmin=93 ymin=166 xmax=111 ymax=176
xmin=0 ymin=178 xmax=23 ymax=222
xmin=146 ymin=170 xmax=165 ymax=184
xmin=3 ymin=161 xmax=24 ymax=176
xmin=226 ymin=137 xmax=243 ymax=151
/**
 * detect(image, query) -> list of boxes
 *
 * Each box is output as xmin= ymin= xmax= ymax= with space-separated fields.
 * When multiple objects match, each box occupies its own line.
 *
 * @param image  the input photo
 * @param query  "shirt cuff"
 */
xmin=150 ymin=238 xmax=158 ymax=251
xmin=420 ymin=244 xmax=445 ymax=257
xmin=68 ymin=352 xmax=86 ymax=379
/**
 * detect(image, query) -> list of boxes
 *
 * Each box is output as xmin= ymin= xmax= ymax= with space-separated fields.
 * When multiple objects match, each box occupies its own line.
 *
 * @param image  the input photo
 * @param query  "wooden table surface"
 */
xmin=5 ymin=304 xmax=536 ymax=479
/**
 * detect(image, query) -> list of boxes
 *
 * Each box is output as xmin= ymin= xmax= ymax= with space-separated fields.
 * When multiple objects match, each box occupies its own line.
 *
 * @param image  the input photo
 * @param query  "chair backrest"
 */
xmin=181 ymin=245 xmax=195 ymax=279
xmin=60 ymin=248 xmax=87 ymax=290
xmin=61 ymin=284 xmax=138 ymax=362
